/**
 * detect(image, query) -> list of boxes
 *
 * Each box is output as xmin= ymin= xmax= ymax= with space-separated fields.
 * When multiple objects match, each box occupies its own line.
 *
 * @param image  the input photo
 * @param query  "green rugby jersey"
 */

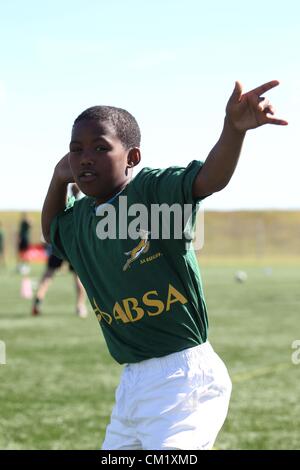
xmin=50 ymin=160 xmax=209 ymax=364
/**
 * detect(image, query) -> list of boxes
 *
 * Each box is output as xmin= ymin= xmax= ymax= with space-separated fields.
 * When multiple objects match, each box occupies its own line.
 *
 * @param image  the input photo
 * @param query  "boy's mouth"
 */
xmin=78 ymin=170 xmax=98 ymax=183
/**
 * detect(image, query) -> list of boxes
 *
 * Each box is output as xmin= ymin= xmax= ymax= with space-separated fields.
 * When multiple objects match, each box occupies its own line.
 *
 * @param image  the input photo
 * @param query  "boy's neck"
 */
xmin=95 ymin=180 xmax=131 ymax=207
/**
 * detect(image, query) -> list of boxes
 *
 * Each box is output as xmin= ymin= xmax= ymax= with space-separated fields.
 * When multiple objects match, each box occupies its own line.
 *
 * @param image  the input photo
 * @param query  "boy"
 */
xmin=42 ymin=80 xmax=287 ymax=450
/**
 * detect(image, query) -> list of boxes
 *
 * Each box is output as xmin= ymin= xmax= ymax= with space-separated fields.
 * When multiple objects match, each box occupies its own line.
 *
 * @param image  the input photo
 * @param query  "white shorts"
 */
xmin=101 ymin=341 xmax=232 ymax=450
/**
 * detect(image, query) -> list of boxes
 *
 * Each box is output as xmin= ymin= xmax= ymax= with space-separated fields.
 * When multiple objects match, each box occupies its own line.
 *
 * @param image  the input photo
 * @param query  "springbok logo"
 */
xmin=123 ymin=229 xmax=150 ymax=271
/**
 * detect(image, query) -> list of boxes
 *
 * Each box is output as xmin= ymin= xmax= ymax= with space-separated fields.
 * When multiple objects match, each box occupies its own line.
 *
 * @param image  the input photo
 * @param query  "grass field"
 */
xmin=1 ymin=262 xmax=300 ymax=450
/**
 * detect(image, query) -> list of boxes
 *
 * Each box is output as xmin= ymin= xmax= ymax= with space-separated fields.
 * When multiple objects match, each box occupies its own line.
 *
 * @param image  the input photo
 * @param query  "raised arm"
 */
xmin=41 ymin=153 xmax=74 ymax=243
xmin=193 ymin=80 xmax=288 ymax=199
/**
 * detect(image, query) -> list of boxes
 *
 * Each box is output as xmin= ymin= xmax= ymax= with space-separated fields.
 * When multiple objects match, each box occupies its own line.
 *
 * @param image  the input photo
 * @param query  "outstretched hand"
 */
xmin=225 ymin=80 xmax=288 ymax=133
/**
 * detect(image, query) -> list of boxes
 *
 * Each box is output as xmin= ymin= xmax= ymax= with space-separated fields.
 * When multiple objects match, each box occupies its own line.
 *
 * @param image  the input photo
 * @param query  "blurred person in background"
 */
xmin=31 ymin=244 xmax=87 ymax=318
xmin=32 ymin=184 xmax=87 ymax=318
xmin=0 ymin=221 xmax=5 ymax=267
xmin=16 ymin=212 xmax=31 ymax=270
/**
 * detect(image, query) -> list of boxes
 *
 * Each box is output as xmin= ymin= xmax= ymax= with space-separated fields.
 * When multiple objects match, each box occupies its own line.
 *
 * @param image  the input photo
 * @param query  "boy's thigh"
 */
xmin=101 ymin=415 xmax=142 ymax=450
xmin=143 ymin=389 xmax=231 ymax=450
xmin=139 ymin=354 xmax=232 ymax=450
xmin=101 ymin=376 xmax=142 ymax=450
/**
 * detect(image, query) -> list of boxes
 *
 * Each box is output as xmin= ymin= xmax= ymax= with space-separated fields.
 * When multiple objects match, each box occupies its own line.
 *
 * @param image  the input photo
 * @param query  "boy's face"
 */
xmin=69 ymin=119 xmax=137 ymax=204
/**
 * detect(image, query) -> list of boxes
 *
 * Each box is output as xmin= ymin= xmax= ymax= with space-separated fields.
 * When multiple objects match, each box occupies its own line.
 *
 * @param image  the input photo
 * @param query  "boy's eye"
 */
xmin=95 ymin=146 xmax=108 ymax=152
xmin=70 ymin=148 xmax=82 ymax=153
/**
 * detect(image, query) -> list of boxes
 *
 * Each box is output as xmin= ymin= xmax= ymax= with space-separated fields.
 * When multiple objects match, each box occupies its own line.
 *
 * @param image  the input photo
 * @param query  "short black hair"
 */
xmin=73 ymin=105 xmax=141 ymax=149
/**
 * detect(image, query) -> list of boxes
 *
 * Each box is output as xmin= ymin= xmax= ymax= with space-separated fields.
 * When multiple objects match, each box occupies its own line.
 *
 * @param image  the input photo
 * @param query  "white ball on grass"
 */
xmin=234 ymin=270 xmax=248 ymax=283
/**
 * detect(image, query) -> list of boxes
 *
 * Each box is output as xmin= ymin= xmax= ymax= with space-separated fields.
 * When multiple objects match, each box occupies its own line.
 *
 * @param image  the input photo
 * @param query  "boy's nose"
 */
xmin=80 ymin=150 xmax=95 ymax=165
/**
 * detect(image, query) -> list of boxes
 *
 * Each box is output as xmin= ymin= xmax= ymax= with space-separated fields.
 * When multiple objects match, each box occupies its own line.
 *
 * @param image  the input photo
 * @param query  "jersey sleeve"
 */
xmin=133 ymin=160 xmax=208 ymax=207
xmin=49 ymin=200 xmax=76 ymax=261
xmin=131 ymin=160 xmax=209 ymax=249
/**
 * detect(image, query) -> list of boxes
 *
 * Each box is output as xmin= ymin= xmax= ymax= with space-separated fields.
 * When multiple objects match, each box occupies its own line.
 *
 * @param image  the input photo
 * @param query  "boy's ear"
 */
xmin=127 ymin=147 xmax=141 ymax=168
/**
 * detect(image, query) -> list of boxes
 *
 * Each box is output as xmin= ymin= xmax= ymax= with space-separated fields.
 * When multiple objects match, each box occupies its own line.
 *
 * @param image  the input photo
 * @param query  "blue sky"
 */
xmin=0 ymin=0 xmax=299 ymax=210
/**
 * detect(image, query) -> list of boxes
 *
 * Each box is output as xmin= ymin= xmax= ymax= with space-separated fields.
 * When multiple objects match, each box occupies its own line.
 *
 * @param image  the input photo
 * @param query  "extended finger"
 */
xmin=264 ymin=116 xmax=288 ymax=126
xmin=248 ymin=80 xmax=280 ymax=97
xmin=228 ymin=81 xmax=243 ymax=103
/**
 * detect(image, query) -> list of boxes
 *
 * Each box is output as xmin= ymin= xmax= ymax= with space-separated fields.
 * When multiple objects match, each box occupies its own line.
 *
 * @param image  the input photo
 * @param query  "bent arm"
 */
xmin=41 ymin=175 xmax=68 ymax=243
xmin=41 ymin=153 xmax=74 ymax=243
